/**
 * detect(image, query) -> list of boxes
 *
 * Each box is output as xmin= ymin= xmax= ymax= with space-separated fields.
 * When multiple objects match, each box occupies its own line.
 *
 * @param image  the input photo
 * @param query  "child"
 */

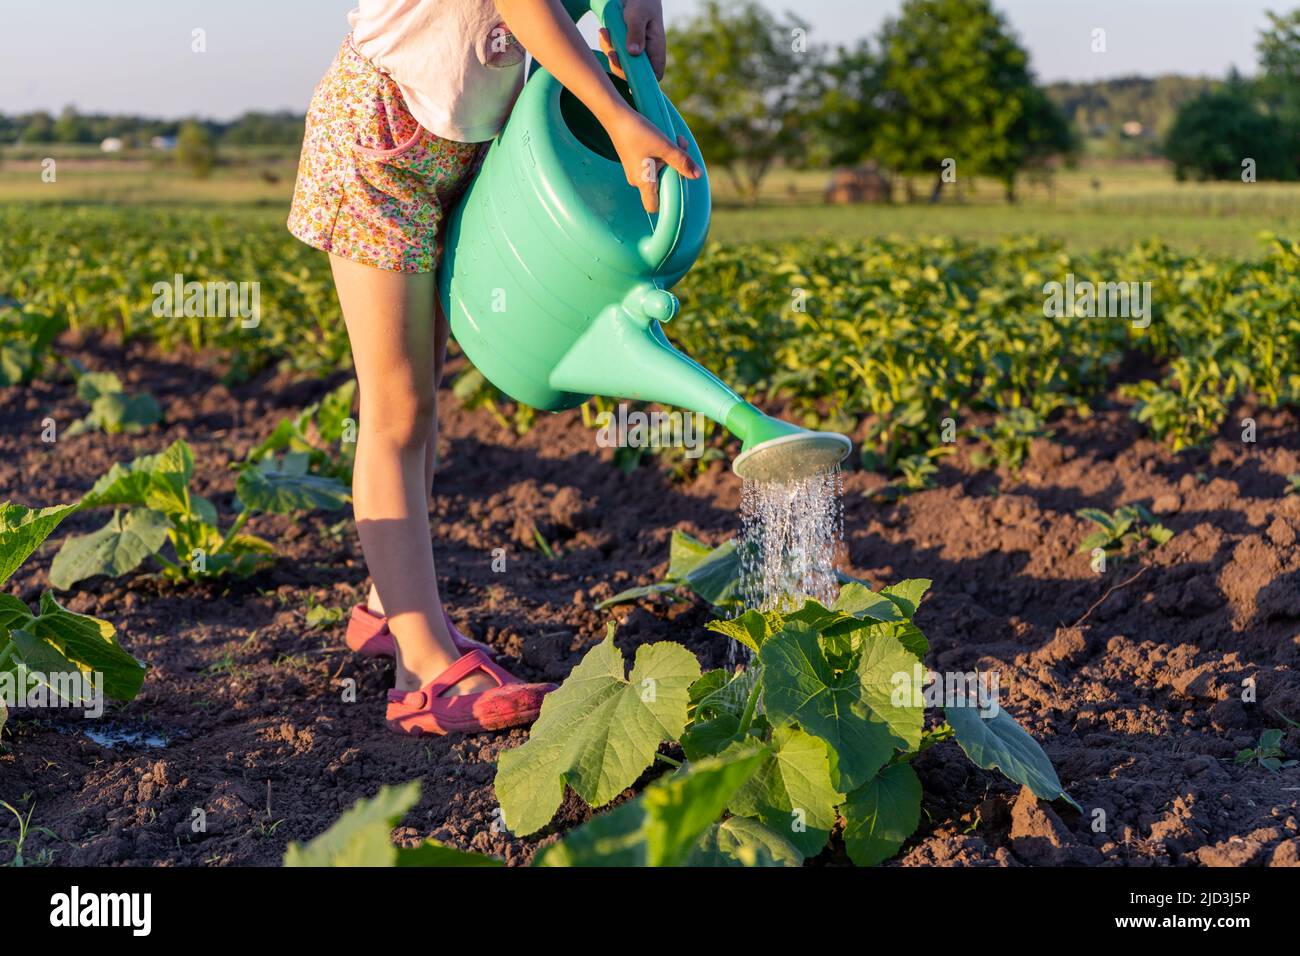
xmin=288 ymin=0 xmax=699 ymax=736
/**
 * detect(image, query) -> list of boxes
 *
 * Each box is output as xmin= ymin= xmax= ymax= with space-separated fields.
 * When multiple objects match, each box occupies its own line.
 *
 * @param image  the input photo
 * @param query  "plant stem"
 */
xmin=0 ymin=643 xmax=14 ymax=670
xmin=213 ymin=509 xmax=250 ymax=555
xmin=737 ymin=671 xmax=763 ymax=735
xmin=654 ymin=752 xmax=682 ymax=768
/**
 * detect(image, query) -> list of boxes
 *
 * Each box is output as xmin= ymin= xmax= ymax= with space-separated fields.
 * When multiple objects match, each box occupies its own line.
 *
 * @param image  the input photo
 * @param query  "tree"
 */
xmin=176 ymin=120 xmax=217 ymax=178
xmin=807 ymin=40 xmax=881 ymax=168
xmin=1257 ymin=8 xmax=1300 ymax=127
xmin=662 ymin=0 xmax=821 ymax=203
xmin=873 ymin=0 xmax=1070 ymax=202
xmin=1164 ymin=80 xmax=1297 ymax=181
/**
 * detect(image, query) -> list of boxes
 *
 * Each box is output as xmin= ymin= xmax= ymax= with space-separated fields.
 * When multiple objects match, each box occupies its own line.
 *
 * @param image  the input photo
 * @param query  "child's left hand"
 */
xmin=598 ymin=0 xmax=666 ymax=80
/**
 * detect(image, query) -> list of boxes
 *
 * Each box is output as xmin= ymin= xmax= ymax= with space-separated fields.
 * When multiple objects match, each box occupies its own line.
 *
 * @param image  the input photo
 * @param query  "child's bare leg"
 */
xmin=330 ymin=254 xmax=492 ymax=695
xmin=367 ymin=296 xmax=450 ymax=614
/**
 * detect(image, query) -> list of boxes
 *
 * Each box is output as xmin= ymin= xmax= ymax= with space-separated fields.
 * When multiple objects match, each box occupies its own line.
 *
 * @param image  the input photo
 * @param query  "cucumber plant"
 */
xmin=492 ymin=577 xmax=1078 ymax=866
xmin=0 ymin=501 xmax=147 ymax=736
xmin=1075 ymin=504 xmax=1173 ymax=559
xmin=241 ymin=380 xmax=357 ymax=483
xmin=49 ymin=439 xmax=349 ymax=589
xmin=64 ymin=364 xmax=161 ymax=436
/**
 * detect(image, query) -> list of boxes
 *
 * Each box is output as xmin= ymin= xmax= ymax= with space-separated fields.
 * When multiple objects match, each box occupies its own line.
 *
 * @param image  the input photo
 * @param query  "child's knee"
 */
xmin=366 ymin=387 xmax=436 ymax=450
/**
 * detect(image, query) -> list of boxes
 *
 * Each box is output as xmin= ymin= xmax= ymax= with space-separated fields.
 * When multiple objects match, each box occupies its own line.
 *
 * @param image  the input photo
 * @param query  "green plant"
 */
xmin=242 ymin=380 xmax=357 ymax=482
xmin=283 ymin=782 xmax=500 ymax=867
xmin=970 ymin=407 xmax=1053 ymax=473
xmin=49 ymin=439 xmax=349 ymax=588
xmin=1234 ymin=728 xmax=1297 ymax=772
xmin=1285 ymin=474 xmax=1300 ymax=496
xmin=1076 ymin=504 xmax=1174 ymax=558
xmin=493 ymin=578 xmax=1078 ymax=867
xmin=596 ymin=530 xmax=741 ymax=611
xmin=0 ymin=800 xmax=58 ymax=867
xmin=64 ymin=363 xmax=161 ymax=436
xmin=0 ymin=305 xmax=64 ymax=386
xmin=0 ymin=501 xmax=148 ymax=738
xmin=303 ymin=597 xmax=345 ymax=631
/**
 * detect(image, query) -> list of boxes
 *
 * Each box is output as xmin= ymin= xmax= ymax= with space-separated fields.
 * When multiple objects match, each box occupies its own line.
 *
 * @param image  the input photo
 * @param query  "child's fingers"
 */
xmin=624 ymin=12 xmax=647 ymax=56
xmin=660 ymin=138 xmax=701 ymax=180
xmin=645 ymin=18 xmax=666 ymax=80
xmin=597 ymin=28 xmax=625 ymax=80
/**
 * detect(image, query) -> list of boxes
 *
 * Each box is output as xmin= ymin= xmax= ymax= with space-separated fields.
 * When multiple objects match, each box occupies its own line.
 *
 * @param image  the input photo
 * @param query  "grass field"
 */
xmin=3 ymin=150 xmax=1297 ymax=256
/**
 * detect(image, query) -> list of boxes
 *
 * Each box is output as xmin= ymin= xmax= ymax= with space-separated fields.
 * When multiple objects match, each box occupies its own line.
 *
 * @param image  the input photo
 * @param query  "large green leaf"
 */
xmin=8 ymin=628 xmax=85 ymax=704
xmin=0 ymin=502 xmax=79 ymax=585
xmin=832 ymin=582 xmax=906 ymax=622
xmin=285 ymin=781 xmax=500 ymax=867
xmin=761 ymin=622 xmax=923 ymax=791
xmin=285 ymin=782 xmax=420 ymax=866
xmin=842 ymin=761 xmax=922 ymax=866
xmin=946 ymin=691 xmax=1081 ymax=810
xmin=81 ymin=440 xmax=194 ymax=515
xmin=495 ymin=627 xmax=701 ymax=836
xmin=235 ymin=454 xmax=350 ymax=514
xmin=534 ymin=744 xmax=767 ymax=867
xmin=726 ymin=725 xmax=843 ymax=856
xmin=705 ymin=608 xmax=782 ymax=653
xmin=879 ymin=579 xmax=932 ymax=618
xmin=688 ymin=815 xmax=804 ymax=867
xmin=28 ymin=592 xmax=147 ymax=701
xmin=48 ymin=508 xmax=169 ymax=590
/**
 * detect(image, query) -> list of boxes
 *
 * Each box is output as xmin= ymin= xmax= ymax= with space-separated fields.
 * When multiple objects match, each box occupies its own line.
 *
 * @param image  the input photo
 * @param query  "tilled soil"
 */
xmin=1 ymin=336 xmax=1298 ymax=867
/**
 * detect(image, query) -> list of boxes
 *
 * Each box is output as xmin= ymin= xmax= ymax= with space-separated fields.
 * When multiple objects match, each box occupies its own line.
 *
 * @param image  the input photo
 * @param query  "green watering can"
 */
xmin=439 ymin=0 xmax=850 ymax=481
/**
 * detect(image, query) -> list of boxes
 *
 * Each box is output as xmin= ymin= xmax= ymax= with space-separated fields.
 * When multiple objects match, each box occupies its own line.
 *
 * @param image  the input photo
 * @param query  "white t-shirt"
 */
xmin=349 ymin=1 xmax=527 ymax=143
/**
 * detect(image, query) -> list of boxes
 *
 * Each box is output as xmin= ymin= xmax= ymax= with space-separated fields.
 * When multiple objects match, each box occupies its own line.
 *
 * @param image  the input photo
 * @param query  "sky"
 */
xmin=0 ymin=0 xmax=1286 ymax=120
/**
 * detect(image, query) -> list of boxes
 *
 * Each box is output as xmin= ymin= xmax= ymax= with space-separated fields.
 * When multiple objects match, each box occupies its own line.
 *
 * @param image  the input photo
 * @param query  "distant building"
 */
xmin=1121 ymin=121 xmax=1144 ymax=138
xmin=100 ymin=137 xmax=124 ymax=153
xmin=825 ymin=162 xmax=892 ymax=204
xmin=150 ymin=135 xmax=177 ymax=150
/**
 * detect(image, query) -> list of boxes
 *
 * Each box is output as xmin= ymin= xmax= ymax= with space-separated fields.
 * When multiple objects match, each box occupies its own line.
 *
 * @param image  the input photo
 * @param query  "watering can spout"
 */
xmin=548 ymin=282 xmax=851 ymax=482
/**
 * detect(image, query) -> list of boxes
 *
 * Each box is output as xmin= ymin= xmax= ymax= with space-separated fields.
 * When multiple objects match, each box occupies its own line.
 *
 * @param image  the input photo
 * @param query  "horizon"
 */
xmin=0 ymin=0 xmax=1285 ymax=122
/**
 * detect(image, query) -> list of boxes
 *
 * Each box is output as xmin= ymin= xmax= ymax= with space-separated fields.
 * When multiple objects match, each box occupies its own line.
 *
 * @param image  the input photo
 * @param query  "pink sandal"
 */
xmin=346 ymin=605 xmax=494 ymax=658
xmin=385 ymin=650 xmax=555 ymax=736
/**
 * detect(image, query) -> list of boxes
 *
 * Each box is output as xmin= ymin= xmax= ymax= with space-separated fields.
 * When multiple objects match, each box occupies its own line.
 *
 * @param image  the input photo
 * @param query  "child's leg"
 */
xmin=330 ymin=253 xmax=493 ymax=696
xmin=366 ymin=296 xmax=450 ymax=613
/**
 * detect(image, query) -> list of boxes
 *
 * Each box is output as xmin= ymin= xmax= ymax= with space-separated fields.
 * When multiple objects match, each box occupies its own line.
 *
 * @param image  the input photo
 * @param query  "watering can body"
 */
xmin=439 ymin=0 xmax=850 ymax=480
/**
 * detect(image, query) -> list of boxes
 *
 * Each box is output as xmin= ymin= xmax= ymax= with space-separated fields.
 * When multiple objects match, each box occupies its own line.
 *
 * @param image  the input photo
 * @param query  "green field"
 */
xmin=3 ymin=151 xmax=1298 ymax=257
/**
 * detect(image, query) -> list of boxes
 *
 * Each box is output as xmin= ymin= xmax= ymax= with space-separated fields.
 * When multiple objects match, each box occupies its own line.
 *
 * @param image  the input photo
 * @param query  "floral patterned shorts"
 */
xmin=288 ymin=36 xmax=486 ymax=273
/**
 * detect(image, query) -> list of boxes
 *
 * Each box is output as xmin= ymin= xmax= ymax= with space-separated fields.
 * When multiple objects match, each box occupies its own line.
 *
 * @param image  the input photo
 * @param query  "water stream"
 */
xmin=734 ymin=466 xmax=844 ymax=661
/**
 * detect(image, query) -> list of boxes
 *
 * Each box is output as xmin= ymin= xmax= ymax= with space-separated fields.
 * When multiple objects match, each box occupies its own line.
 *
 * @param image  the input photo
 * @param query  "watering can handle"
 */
xmin=579 ymin=0 xmax=687 ymax=272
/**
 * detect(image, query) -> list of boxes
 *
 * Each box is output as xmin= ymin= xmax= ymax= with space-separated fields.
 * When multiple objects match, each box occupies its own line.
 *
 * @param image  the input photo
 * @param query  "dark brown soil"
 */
xmin=2 ymin=335 xmax=1298 ymax=867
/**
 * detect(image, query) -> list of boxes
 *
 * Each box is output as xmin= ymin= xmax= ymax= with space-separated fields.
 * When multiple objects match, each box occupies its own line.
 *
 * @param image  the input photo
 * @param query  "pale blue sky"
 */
xmin=0 ymin=0 xmax=1286 ymax=119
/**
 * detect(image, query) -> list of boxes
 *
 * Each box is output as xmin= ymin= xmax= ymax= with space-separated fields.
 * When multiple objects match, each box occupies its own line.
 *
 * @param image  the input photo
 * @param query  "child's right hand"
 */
xmin=606 ymin=107 xmax=700 ymax=214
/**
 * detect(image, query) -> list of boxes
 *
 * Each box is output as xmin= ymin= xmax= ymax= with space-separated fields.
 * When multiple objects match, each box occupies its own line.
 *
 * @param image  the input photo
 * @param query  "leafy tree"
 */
xmin=807 ymin=40 xmax=881 ymax=168
xmin=1164 ymin=80 xmax=1297 ymax=181
xmin=662 ymin=0 xmax=821 ymax=203
xmin=176 ymin=120 xmax=217 ymax=178
xmin=1257 ymin=8 xmax=1300 ymax=128
xmin=873 ymin=0 xmax=1070 ymax=202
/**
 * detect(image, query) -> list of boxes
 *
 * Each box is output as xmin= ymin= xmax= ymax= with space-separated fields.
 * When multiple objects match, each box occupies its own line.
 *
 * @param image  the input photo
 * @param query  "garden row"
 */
xmin=4 ymin=206 xmax=1298 ymax=473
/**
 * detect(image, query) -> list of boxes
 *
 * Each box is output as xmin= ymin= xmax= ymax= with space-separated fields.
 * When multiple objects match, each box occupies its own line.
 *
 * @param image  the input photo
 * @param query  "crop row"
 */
xmin=3 ymin=207 xmax=1298 ymax=468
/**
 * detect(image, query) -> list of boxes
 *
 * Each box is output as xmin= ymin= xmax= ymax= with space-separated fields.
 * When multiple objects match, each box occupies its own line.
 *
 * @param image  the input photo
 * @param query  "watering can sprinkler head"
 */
xmin=725 ymin=402 xmax=852 ymax=483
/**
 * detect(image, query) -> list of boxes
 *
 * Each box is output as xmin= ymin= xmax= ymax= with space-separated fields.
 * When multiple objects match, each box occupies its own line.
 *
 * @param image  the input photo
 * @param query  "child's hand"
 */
xmin=598 ymin=0 xmax=666 ymax=81
xmin=607 ymin=109 xmax=699 ymax=214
